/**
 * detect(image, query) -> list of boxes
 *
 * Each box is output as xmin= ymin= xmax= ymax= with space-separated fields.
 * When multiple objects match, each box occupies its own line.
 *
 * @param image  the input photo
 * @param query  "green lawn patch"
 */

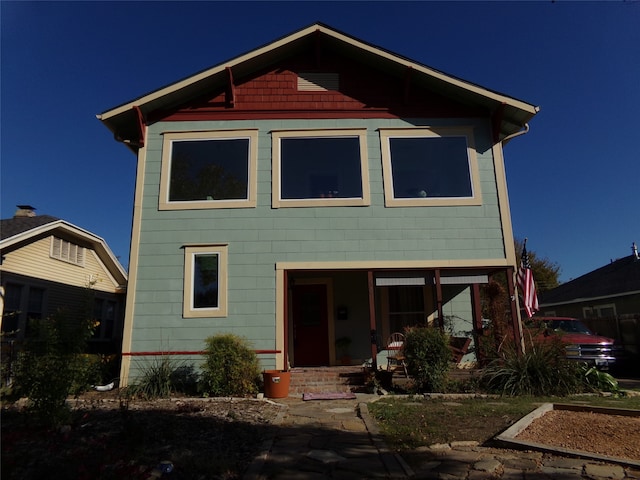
xmin=368 ymin=395 xmax=640 ymax=450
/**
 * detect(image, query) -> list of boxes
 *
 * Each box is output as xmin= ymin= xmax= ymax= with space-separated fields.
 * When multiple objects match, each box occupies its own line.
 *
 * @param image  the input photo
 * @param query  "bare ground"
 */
xmin=516 ymin=409 xmax=640 ymax=461
xmin=1 ymin=395 xmax=283 ymax=480
xmin=3 ymin=393 xmax=640 ymax=480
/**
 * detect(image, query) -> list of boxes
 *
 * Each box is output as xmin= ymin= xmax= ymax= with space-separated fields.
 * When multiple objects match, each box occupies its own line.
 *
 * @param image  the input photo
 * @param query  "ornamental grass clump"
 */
xmin=200 ymin=334 xmax=261 ymax=397
xmin=126 ymin=356 xmax=177 ymax=400
xmin=404 ymin=326 xmax=451 ymax=393
xmin=480 ymin=335 xmax=583 ymax=396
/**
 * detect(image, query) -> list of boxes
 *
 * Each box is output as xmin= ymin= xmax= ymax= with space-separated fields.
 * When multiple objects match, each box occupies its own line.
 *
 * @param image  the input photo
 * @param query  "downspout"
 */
xmin=500 ymin=123 xmax=530 ymax=356
xmin=501 ymin=123 xmax=530 ymax=145
xmin=112 ymin=105 xmax=146 ymax=149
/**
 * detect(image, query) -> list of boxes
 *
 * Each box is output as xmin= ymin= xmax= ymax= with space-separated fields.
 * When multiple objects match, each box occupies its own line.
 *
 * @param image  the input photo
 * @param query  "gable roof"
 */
xmin=540 ymin=254 xmax=640 ymax=306
xmin=98 ymin=22 xmax=539 ymax=150
xmin=1 ymin=215 xmax=128 ymax=286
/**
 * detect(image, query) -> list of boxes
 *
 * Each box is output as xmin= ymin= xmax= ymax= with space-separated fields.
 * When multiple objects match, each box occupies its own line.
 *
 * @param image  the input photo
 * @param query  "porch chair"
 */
xmin=449 ymin=336 xmax=472 ymax=364
xmin=386 ymin=332 xmax=408 ymax=377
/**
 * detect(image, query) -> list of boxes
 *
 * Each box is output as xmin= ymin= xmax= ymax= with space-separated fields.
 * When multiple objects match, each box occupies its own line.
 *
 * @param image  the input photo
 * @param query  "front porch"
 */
xmin=289 ymin=366 xmax=368 ymax=395
xmin=287 ymin=365 xmax=478 ymax=395
xmin=281 ymin=266 xmax=521 ymax=372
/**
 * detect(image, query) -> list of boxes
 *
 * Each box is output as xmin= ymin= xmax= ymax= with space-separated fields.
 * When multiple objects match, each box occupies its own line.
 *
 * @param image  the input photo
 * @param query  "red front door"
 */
xmin=292 ymin=283 xmax=329 ymax=366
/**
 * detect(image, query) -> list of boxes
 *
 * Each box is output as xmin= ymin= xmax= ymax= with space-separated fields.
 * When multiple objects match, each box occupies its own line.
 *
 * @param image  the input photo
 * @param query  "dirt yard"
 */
xmin=1 ymin=396 xmax=283 ymax=480
xmin=516 ymin=409 xmax=640 ymax=460
xmin=3 ymin=393 xmax=640 ymax=479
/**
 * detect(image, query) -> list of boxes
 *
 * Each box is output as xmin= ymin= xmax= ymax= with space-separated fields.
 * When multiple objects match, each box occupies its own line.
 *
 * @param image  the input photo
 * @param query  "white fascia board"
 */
xmin=98 ymin=25 xmax=320 ymax=121
xmin=540 ymin=290 xmax=640 ymax=307
xmin=322 ymin=27 xmax=539 ymax=115
xmin=98 ymin=24 xmax=538 ymax=122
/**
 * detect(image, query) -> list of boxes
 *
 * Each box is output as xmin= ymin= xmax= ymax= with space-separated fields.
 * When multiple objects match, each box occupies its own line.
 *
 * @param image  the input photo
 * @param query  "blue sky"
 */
xmin=1 ymin=1 xmax=638 ymax=282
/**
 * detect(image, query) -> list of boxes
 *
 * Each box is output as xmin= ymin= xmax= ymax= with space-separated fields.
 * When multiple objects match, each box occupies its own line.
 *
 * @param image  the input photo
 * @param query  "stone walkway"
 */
xmin=244 ymin=394 xmax=640 ymax=480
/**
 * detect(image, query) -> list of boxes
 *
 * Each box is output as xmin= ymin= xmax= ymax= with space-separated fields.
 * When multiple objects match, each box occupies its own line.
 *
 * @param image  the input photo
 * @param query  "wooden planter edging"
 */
xmin=495 ymin=403 xmax=640 ymax=468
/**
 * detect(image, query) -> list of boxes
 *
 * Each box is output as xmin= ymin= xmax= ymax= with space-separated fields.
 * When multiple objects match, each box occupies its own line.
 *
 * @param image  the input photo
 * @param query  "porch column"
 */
xmin=506 ymin=267 xmax=524 ymax=355
xmin=434 ymin=269 xmax=444 ymax=329
xmin=471 ymin=283 xmax=484 ymax=364
xmin=367 ymin=270 xmax=378 ymax=369
xmin=283 ymin=271 xmax=289 ymax=370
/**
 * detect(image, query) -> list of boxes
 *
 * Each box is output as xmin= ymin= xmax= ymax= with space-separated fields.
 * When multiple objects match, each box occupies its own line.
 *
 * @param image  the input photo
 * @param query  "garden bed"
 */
xmin=1 ymin=395 xmax=283 ymax=480
xmin=496 ymin=403 xmax=640 ymax=467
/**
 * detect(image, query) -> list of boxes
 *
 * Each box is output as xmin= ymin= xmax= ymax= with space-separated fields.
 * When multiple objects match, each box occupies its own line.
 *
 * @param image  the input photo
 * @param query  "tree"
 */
xmin=514 ymin=238 xmax=561 ymax=293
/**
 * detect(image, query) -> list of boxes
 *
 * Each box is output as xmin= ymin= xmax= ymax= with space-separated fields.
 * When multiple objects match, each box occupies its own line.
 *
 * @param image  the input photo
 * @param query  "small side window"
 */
xmin=183 ymin=244 xmax=228 ymax=318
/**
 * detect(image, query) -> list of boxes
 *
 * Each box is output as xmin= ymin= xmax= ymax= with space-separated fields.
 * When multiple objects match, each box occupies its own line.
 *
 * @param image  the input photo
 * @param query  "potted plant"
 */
xmin=262 ymin=369 xmax=290 ymax=398
xmin=335 ymin=336 xmax=352 ymax=365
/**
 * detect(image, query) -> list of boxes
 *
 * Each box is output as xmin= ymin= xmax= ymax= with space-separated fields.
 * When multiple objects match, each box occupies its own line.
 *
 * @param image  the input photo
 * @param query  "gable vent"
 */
xmin=297 ymin=72 xmax=339 ymax=91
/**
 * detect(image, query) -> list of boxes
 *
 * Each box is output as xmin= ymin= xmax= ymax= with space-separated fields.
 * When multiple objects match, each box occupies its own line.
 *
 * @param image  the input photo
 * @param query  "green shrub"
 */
xmin=443 ymin=374 xmax=480 ymax=394
xmin=404 ymin=327 xmax=451 ymax=392
xmin=170 ymin=364 xmax=200 ymax=396
xmin=13 ymin=307 xmax=96 ymax=425
xmin=97 ymin=353 xmax=122 ymax=385
xmin=69 ymin=354 xmax=103 ymax=395
xmin=581 ymin=364 xmax=621 ymax=394
xmin=480 ymin=336 xmax=583 ymax=396
xmin=200 ymin=334 xmax=261 ymax=397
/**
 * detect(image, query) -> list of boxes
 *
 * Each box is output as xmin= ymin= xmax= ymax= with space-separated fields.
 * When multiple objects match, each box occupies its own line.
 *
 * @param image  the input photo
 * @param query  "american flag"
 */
xmin=517 ymin=241 xmax=539 ymax=318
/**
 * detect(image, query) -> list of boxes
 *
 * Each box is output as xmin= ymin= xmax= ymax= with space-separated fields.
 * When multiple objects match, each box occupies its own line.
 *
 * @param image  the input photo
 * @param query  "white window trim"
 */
xmin=183 ymin=244 xmax=228 ymax=318
xmin=583 ymin=303 xmax=617 ymax=318
xmin=379 ymin=126 xmax=482 ymax=207
xmin=271 ymin=128 xmax=370 ymax=208
xmin=159 ymin=130 xmax=258 ymax=210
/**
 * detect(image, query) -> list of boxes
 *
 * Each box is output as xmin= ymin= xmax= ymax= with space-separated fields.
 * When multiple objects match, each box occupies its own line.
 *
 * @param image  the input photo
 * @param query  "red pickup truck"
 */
xmin=527 ymin=317 xmax=623 ymax=370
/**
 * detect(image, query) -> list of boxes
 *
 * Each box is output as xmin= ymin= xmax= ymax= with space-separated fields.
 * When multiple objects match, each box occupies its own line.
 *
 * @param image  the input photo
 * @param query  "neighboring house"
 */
xmin=539 ymin=244 xmax=640 ymax=359
xmin=539 ymin=244 xmax=640 ymax=319
xmin=98 ymin=23 xmax=539 ymax=384
xmin=0 ymin=205 xmax=128 ymax=354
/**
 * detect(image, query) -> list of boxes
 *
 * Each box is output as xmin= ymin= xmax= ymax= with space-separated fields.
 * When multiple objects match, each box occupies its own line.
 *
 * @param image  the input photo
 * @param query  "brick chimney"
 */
xmin=14 ymin=205 xmax=36 ymax=218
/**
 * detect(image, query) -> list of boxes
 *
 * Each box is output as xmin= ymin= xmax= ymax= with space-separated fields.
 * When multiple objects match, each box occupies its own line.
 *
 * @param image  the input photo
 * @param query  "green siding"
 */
xmin=129 ymin=117 xmax=505 ymax=360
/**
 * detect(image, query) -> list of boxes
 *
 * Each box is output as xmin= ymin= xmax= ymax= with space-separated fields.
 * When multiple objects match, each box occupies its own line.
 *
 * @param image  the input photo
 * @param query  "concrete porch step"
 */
xmin=289 ymin=366 xmax=367 ymax=394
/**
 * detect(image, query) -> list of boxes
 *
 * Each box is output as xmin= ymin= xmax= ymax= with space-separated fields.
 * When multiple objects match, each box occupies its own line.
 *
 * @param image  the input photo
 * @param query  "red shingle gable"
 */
xmin=150 ymin=52 xmax=484 ymax=123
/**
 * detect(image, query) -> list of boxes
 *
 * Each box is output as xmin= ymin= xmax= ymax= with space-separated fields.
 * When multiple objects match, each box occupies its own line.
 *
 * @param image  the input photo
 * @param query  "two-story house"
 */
xmin=98 ymin=23 xmax=539 ymax=385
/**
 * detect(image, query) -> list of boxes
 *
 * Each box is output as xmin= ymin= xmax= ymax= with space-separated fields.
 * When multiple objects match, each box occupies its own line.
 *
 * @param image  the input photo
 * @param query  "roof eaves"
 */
xmin=0 ymin=220 xmax=128 ymax=282
xmin=98 ymin=23 xmax=322 ymax=122
xmin=540 ymin=289 xmax=640 ymax=308
xmin=98 ymin=22 xmax=539 ymax=124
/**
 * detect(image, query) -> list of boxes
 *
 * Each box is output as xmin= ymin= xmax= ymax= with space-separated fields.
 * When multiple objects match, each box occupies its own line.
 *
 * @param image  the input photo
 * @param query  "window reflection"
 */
xmin=193 ymin=253 xmax=219 ymax=309
xmin=170 ymin=139 xmax=249 ymax=202
xmin=389 ymin=136 xmax=472 ymax=198
xmin=280 ymin=137 xmax=363 ymax=199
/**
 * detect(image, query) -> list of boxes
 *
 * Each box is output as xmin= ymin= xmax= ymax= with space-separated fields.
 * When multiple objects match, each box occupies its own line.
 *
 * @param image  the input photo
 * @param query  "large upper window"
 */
xmin=272 ymin=129 xmax=370 ymax=208
xmin=379 ymin=127 xmax=481 ymax=207
xmin=183 ymin=244 xmax=228 ymax=318
xmin=160 ymin=130 xmax=258 ymax=210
